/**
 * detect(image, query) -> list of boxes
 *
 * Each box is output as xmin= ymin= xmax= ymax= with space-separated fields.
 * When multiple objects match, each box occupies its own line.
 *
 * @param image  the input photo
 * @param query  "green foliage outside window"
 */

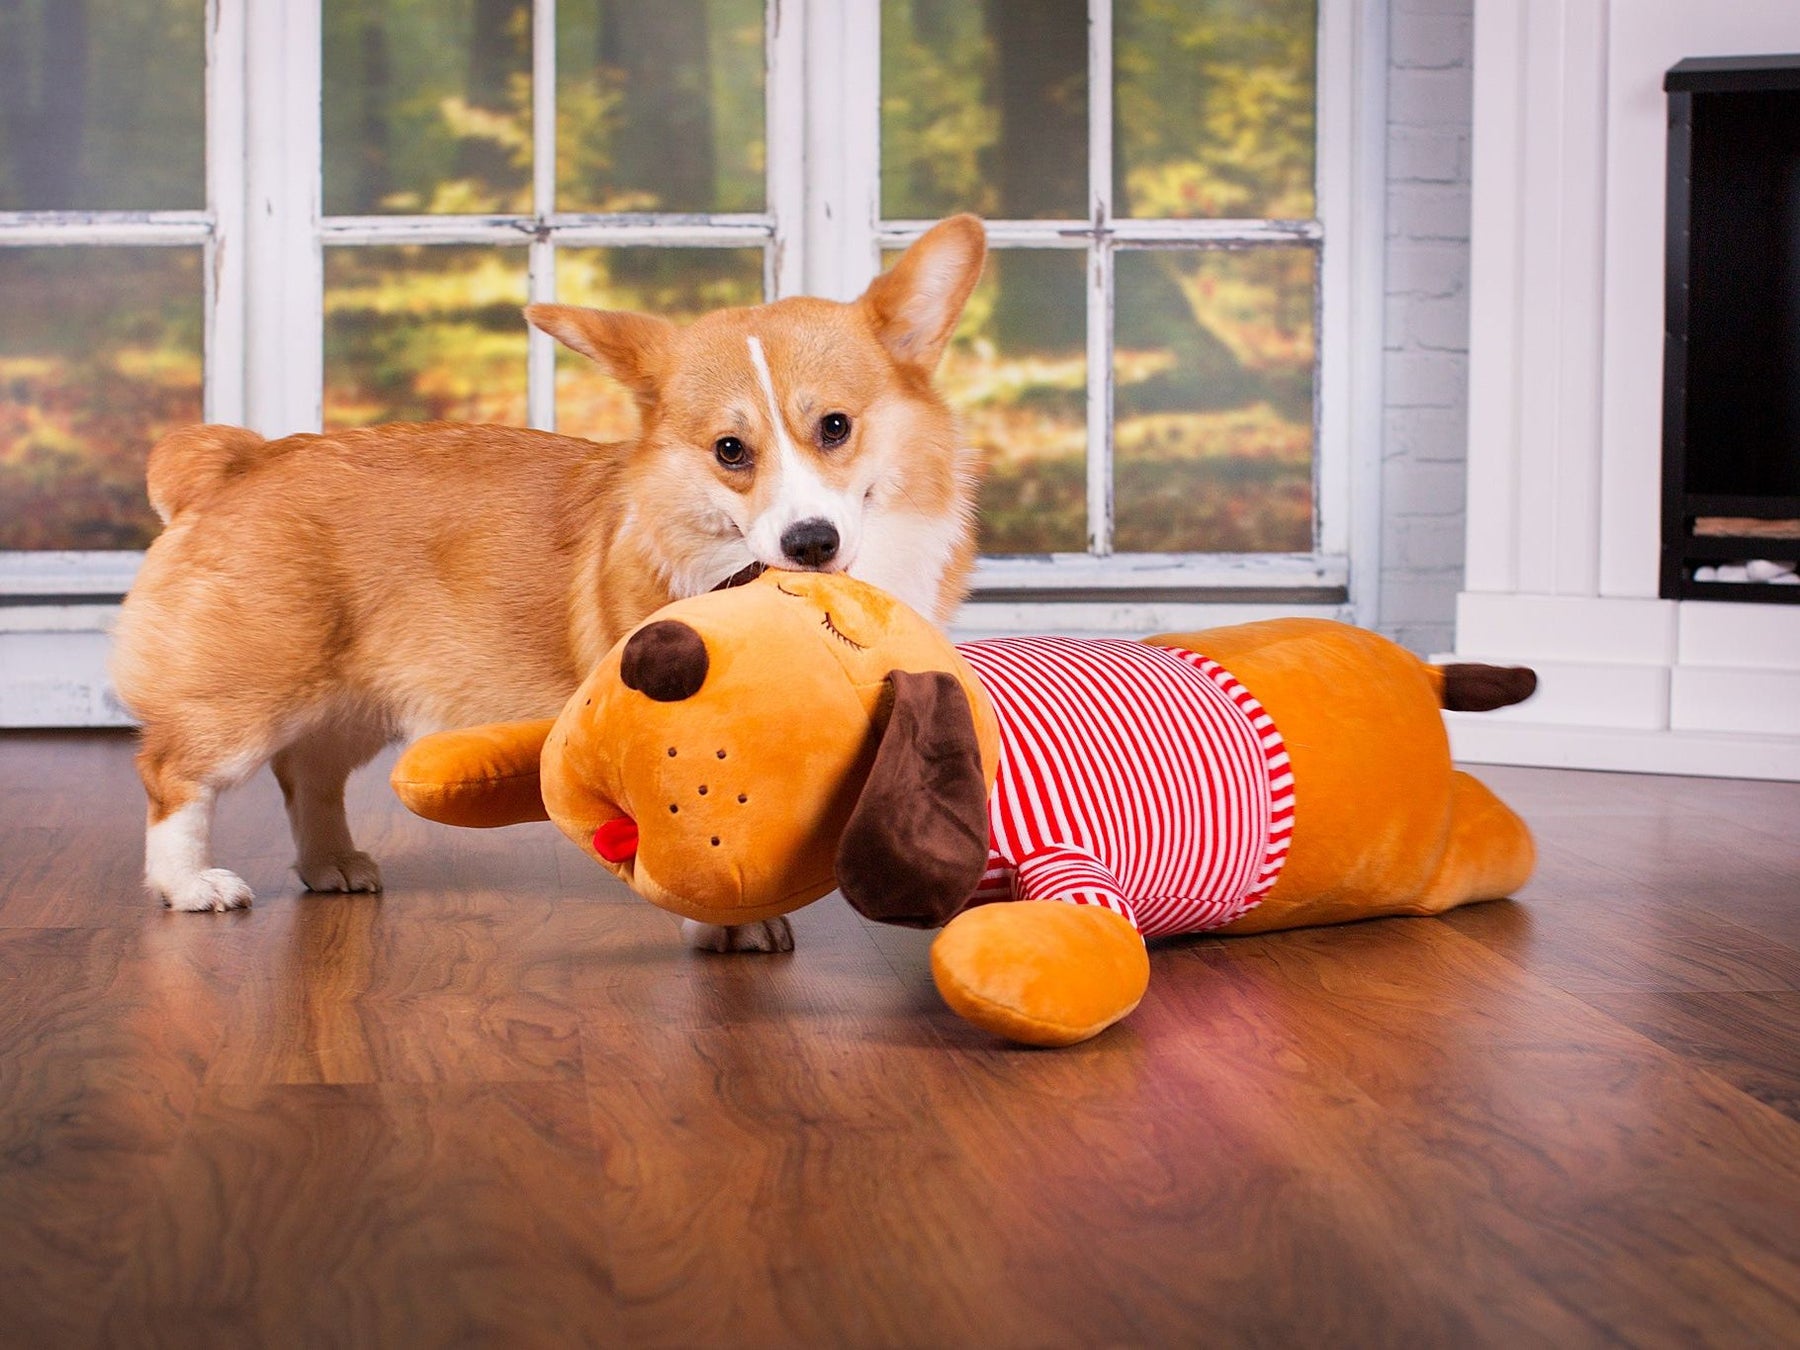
xmin=0 ymin=249 xmax=201 ymax=551
xmin=882 ymin=0 xmax=1319 ymax=554
xmin=319 ymin=0 xmax=768 ymax=433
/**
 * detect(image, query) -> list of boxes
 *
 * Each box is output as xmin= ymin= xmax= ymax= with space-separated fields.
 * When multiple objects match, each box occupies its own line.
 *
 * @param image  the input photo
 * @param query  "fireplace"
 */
xmin=1449 ymin=2 xmax=1800 ymax=779
xmin=1662 ymin=55 xmax=1800 ymax=603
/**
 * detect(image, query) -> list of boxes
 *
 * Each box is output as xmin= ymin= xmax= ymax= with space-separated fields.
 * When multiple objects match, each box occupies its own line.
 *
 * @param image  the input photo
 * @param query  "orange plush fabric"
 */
xmin=1143 ymin=619 xmax=1535 ymax=934
xmin=931 ymin=902 xmax=1151 ymax=1047
xmin=391 ymin=719 xmax=555 ymax=829
xmin=391 ymin=574 xmax=1535 ymax=1047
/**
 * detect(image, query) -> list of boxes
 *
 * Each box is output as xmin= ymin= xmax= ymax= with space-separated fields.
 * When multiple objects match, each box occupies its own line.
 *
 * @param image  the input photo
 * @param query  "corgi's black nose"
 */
xmin=781 ymin=518 xmax=840 ymax=568
xmin=620 ymin=620 xmax=709 ymax=702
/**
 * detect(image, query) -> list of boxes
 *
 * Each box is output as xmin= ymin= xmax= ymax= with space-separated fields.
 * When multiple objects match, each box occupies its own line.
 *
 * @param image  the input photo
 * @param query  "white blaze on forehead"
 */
xmin=746 ymin=335 xmax=800 ymax=462
xmin=743 ymin=334 xmax=862 ymax=566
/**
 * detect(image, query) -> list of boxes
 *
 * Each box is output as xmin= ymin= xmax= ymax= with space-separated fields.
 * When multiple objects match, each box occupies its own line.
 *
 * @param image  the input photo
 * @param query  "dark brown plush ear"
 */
xmin=836 ymin=670 xmax=991 ymax=929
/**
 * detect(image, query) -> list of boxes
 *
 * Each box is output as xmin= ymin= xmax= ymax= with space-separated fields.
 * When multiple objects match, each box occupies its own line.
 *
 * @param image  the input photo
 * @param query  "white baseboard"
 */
xmin=1454 ymin=593 xmax=1678 ymax=665
xmin=1446 ymin=715 xmax=1800 ymax=781
xmin=1442 ymin=656 xmax=1671 ymax=731
xmin=0 ymin=608 xmax=134 ymax=729
xmin=1450 ymin=591 xmax=1800 ymax=779
xmin=1671 ymin=666 xmax=1800 ymax=738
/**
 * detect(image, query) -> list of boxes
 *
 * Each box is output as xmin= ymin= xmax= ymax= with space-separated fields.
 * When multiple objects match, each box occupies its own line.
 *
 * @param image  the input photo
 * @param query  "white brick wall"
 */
xmin=1379 ymin=0 xmax=1474 ymax=655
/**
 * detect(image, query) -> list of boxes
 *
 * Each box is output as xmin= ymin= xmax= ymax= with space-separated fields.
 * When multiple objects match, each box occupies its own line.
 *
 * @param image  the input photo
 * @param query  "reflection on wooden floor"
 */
xmin=3 ymin=731 xmax=1798 ymax=1345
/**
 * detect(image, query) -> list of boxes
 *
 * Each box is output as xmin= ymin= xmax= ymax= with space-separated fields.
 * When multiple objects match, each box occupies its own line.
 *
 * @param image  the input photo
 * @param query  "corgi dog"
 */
xmin=112 ymin=215 xmax=987 ymax=932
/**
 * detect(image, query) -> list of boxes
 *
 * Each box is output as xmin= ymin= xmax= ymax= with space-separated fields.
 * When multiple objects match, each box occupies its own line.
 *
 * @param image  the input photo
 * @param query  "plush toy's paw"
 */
xmin=681 ymin=917 xmax=796 ymax=954
xmin=930 ymin=901 xmax=1149 ymax=1047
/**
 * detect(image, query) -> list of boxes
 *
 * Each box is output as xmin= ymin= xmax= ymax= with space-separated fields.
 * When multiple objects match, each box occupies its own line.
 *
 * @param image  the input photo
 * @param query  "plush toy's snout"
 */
xmin=583 ymin=619 xmax=719 ymax=864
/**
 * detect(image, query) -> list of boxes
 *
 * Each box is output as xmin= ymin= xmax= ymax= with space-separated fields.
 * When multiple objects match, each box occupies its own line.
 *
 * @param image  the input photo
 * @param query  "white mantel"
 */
xmin=1448 ymin=0 xmax=1800 ymax=780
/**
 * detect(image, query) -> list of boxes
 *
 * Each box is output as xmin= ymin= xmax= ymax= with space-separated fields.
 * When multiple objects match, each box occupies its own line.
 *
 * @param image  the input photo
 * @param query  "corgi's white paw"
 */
xmin=160 ymin=868 xmax=255 ymax=913
xmin=681 ymin=917 xmax=795 ymax=954
xmin=297 ymin=851 xmax=383 ymax=894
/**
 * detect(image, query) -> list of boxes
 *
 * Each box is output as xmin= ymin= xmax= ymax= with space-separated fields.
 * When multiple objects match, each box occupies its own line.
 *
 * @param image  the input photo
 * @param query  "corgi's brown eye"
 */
xmin=714 ymin=436 xmax=750 ymax=468
xmin=819 ymin=413 xmax=852 ymax=447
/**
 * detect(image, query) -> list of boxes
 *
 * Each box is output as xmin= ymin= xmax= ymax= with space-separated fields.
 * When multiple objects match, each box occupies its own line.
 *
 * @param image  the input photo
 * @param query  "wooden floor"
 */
xmin=3 ymin=733 xmax=1799 ymax=1347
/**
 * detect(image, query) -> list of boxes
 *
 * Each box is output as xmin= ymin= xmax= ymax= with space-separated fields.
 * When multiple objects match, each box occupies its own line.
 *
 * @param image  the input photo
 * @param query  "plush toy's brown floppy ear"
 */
xmin=836 ymin=670 xmax=991 ymax=929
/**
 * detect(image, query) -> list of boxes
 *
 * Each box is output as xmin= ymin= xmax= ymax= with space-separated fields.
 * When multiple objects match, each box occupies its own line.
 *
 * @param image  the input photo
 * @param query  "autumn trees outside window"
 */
xmin=882 ymin=0 xmax=1320 ymax=558
xmin=319 ymin=0 xmax=769 ymax=439
xmin=0 ymin=0 xmax=206 ymax=551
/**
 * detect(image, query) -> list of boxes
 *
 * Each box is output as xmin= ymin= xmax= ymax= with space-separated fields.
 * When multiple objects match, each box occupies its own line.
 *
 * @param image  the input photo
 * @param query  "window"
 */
xmin=0 ymin=0 xmax=208 ymax=558
xmin=864 ymin=0 xmax=1381 ymax=607
xmin=1 ymin=0 xmax=1383 ymax=722
xmin=884 ymin=1 xmax=1318 ymax=559
xmin=316 ymin=0 xmax=779 ymax=438
xmin=0 ymin=0 xmax=798 ymax=579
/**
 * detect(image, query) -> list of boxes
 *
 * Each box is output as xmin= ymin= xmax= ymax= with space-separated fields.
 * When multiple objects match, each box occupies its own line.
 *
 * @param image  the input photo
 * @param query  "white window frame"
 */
xmin=0 ymin=0 xmax=1386 ymax=722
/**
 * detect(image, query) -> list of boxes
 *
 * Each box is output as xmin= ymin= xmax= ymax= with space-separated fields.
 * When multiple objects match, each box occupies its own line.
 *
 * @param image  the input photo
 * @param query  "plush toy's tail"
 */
xmin=1428 ymin=662 xmax=1537 ymax=712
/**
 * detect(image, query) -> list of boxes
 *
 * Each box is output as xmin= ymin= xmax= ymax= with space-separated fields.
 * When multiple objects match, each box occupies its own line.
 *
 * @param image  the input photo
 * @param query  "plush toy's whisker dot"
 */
xmin=667 ymin=747 xmax=677 ymax=757
xmin=698 ymin=785 xmax=708 ymax=795
xmin=669 ymin=804 xmax=678 ymax=814
xmin=710 ymin=836 xmax=721 ymax=847
xmin=737 ymin=794 xmax=747 ymax=804
xmin=716 ymin=749 xmax=726 ymax=759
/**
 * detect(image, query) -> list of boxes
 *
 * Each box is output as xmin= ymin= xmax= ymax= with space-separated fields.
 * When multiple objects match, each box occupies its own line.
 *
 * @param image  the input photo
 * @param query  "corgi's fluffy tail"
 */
xmin=146 ymin=425 xmax=271 ymax=523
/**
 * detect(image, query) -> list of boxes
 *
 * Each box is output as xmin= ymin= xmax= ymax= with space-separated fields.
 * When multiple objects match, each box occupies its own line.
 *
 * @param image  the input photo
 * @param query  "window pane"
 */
xmin=323 ymin=0 xmax=533 ymax=215
xmin=881 ymin=0 xmax=1086 ymax=221
xmin=557 ymin=1 xmax=765 ymax=214
xmin=0 ymin=0 xmax=202 ymax=210
xmin=1112 ymin=247 xmax=1314 ymax=553
xmin=324 ymin=246 xmax=529 ymax=428
xmin=0 ymin=247 xmax=201 ymax=550
xmin=923 ymin=249 xmax=1086 ymax=555
xmin=554 ymin=248 xmax=764 ymax=443
xmin=1115 ymin=0 xmax=1316 ymax=220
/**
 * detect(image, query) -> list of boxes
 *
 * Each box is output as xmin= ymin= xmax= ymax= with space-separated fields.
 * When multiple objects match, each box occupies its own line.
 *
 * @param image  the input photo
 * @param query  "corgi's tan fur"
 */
xmin=112 ymin=216 xmax=987 ymax=913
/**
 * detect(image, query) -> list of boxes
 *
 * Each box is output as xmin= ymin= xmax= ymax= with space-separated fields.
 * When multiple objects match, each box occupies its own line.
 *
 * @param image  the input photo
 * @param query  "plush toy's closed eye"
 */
xmin=836 ymin=670 xmax=991 ymax=928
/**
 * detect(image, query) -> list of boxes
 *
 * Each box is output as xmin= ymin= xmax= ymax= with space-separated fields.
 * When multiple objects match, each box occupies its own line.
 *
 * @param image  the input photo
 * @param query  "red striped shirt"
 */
xmin=958 ymin=638 xmax=1294 ymax=938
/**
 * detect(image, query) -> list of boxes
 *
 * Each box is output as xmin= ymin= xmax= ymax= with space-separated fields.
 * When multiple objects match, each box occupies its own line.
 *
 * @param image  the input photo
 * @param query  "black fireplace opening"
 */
xmin=1663 ymin=55 xmax=1800 ymax=603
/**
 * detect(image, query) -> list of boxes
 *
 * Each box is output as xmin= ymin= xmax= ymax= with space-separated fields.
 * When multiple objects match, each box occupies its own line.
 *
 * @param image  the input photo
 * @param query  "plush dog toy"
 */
xmin=393 ymin=571 xmax=1536 ymax=1046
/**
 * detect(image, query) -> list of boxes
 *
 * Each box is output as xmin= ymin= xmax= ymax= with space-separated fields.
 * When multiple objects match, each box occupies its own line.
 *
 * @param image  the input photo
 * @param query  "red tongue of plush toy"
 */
xmin=593 ymin=817 xmax=638 ymax=863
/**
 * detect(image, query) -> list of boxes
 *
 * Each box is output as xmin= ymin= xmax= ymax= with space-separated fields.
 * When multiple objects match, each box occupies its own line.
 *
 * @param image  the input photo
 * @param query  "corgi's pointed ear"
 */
xmin=525 ymin=304 xmax=676 ymax=405
xmin=836 ymin=670 xmax=990 ymax=929
xmin=857 ymin=214 xmax=987 ymax=374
